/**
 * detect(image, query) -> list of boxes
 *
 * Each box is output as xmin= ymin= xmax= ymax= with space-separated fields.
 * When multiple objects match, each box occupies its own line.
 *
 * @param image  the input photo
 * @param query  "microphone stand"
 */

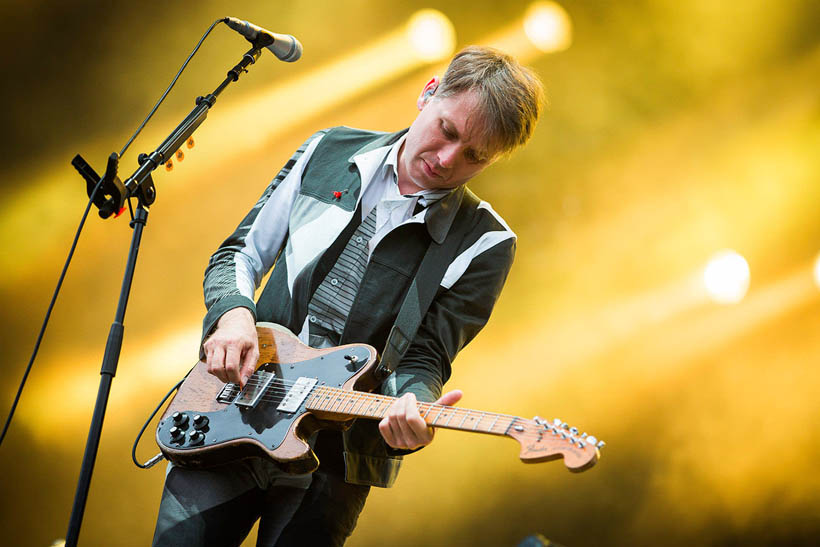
xmin=65 ymin=44 xmax=264 ymax=547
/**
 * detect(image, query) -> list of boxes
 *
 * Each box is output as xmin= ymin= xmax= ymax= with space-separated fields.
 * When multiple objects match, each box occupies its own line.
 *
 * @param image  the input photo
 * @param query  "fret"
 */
xmin=307 ymin=387 xmax=515 ymax=438
xmin=331 ymin=393 xmax=348 ymax=413
xmin=377 ymin=398 xmax=392 ymax=417
xmin=366 ymin=397 xmax=381 ymax=416
xmin=340 ymin=392 xmax=358 ymax=414
xmin=321 ymin=390 xmax=334 ymax=411
xmin=320 ymin=393 xmax=333 ymax=411
xmin=430 ymin=405 xmax=445 ymax=425
xmin=349 ymin=393 xmax=370 ymax=416
xmin=364 ymin=395 xmax=386 ymax=418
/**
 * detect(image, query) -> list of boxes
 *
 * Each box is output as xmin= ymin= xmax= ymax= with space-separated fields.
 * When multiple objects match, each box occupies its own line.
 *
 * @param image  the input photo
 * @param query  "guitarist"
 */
xmin=152 ymin=46 xmax=544 ymax=546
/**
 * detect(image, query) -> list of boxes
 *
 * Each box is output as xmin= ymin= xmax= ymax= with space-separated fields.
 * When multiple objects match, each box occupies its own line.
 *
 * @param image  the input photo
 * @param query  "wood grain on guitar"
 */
xmin=155 ymin=323 xmax=603 ymax=474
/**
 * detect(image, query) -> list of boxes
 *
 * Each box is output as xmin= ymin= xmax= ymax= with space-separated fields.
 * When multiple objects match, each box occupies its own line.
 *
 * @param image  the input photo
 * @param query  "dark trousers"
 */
xmin=152 ymin=457 xmax=370 ymax=547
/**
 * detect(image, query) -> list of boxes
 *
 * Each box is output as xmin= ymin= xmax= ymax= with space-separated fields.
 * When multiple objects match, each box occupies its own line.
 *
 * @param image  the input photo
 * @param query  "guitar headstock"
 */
xmin=507 ymin=416 xmax=603 ymax=472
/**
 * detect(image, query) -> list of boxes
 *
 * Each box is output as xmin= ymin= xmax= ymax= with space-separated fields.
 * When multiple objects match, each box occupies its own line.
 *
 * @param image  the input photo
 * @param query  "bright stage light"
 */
xmin=524 ymin=1 xmax=573 ymax=53
xmin=814 ymin=253 xmax=820 ymax=289
xmin=703 ymin=250 xmax=750 ymax=304
xmin=406 ymin=9 xmax=456 ymax=62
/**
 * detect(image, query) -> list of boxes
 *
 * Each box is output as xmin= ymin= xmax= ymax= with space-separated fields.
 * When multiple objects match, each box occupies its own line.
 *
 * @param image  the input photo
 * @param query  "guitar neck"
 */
xmin=305 ymin=386 xmax=522 ymax=436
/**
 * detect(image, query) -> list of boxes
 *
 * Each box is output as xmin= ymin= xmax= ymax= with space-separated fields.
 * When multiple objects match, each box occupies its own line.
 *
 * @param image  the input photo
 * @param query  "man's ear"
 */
xmin=416 ymin=76 xmax=440 ymax=110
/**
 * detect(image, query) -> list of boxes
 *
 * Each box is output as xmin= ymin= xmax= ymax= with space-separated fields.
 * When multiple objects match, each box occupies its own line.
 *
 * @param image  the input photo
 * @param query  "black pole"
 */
xmin=65 ymin=205 xmax=148 ymax=547
xmin=64 ymin=44 xmax=264 ymax=546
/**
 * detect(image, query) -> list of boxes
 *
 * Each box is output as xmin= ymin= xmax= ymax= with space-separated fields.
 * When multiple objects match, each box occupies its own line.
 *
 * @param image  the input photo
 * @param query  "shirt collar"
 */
xmin=348 ymin=128 xmax=465 ymax=242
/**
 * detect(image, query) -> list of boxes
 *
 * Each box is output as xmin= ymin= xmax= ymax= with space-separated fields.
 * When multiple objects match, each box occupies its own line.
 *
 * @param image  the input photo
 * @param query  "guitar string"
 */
xmin=217 ymin=375 xmax=524 ymax=423
xmin=202 ymin=360 xmax=581 ymax=437
xmin=220 ymin=376 xmax=513 ymax=420
xmin=198 ymin=376 xmax=527 ymax=432
xmin=179 ymin=378 xmax=588 ymax=446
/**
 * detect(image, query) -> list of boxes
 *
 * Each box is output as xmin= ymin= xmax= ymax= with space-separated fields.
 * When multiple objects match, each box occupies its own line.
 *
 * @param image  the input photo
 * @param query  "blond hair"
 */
xmin=436 ymin=46 xmax=545 ymax=157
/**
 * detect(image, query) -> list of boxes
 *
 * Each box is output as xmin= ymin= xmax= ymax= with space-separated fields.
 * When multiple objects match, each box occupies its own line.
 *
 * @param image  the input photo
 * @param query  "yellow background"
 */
xmin=1 ymin=1 xmax=818 ymax=545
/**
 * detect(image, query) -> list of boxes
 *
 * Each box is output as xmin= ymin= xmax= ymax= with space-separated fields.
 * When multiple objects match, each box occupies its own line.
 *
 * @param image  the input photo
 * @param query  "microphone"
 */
xmin=224 ymin=17 xmax=302 ymax=62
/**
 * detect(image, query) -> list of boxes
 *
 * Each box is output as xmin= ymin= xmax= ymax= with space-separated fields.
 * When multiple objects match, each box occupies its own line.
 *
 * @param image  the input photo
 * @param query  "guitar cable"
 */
xmin=0 ymin=19 xmax=226 ymax=450
xmin=132 ymin=378 xmax=183 ymax=469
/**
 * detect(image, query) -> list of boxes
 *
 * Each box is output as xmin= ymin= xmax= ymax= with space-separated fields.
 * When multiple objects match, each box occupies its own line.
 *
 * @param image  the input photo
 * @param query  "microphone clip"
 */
xmin=72 ymin=152 xmax=156 ymax=219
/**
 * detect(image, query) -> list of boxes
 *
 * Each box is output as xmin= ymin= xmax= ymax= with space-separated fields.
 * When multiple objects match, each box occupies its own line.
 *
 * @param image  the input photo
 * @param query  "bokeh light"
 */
xmin=703 ymin=250 xmax=751 ymax=304
xmin=814 ymin=252 xmax=820 ymax=289
xmin=3 ymin=2 xmax=820 ymax=546
xmin=523 ymin=1 xmax=573 ymax=53
xmin=405 ymin=9 xmax=456 ymax=62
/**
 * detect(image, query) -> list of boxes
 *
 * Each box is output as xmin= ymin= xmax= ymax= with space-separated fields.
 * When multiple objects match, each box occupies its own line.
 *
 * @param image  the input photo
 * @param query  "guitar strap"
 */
xmin=375 ymin=188 xmax=481 ymax=381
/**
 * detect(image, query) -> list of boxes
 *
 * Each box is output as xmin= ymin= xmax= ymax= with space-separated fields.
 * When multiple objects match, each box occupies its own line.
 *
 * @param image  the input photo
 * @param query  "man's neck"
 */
xmin=395 ymin=140 xmax=422 ymax=195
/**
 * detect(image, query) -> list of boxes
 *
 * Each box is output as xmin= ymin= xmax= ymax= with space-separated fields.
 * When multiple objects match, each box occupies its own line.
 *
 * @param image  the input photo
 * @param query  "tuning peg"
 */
xmin=586 ymin=435 xmax=598 ymax=446
xmin=570 ymin=426 xmax=579 ymax=435
xmin=552 ymin=418 xmax=562 ymax=426
xmin=596 ymin=440 xmax=606 ymax=450
xmin=581 ymin=432 xmax=588 ymax=439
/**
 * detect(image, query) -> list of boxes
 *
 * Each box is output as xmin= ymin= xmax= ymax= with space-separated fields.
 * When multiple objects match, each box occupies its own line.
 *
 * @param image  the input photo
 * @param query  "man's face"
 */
xmin=397 ymin=88 xmax=496 ymax=194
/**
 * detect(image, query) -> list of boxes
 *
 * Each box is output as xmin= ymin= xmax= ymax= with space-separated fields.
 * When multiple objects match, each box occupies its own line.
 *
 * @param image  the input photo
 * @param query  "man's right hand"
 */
xmin=202 ymin=307 xmax=259 ymax=388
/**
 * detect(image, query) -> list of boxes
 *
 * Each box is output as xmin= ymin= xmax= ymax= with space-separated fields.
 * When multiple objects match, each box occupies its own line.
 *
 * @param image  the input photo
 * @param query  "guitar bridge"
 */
xmin=217 ymin=383 xmax=240 ymax=404
xmin=234 ymin=370 xmax=276 ymax=408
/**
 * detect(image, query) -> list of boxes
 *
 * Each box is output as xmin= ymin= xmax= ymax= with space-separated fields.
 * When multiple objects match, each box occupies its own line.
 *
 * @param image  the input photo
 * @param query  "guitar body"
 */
xmin=156 ymin=323 xmax=378 ymax=474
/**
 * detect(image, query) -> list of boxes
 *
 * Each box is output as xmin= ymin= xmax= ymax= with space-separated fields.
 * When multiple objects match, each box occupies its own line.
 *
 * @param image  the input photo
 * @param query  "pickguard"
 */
xmin=156 ymin=345 xmax=372 ymax=455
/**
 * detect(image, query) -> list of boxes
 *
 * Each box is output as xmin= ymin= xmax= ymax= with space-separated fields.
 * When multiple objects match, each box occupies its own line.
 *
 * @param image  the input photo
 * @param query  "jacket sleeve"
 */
xmin=393 ymin=234 xmax=517 ymax=404
xmin=200 ymin=130 xmax=326 ymax=347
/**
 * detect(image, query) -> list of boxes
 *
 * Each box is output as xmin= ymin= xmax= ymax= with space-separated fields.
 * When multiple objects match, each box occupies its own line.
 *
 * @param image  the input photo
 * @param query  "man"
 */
xmin=153 ymin=46 xmax=543 ymax=546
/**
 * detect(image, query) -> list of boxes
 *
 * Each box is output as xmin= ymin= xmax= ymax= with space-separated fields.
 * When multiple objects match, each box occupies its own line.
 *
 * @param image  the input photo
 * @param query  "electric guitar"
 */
xmin=156 ymin=323 xmax=603 ymax=474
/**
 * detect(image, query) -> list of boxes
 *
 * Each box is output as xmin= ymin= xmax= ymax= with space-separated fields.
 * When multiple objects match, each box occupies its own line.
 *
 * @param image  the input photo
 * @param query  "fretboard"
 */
xmin=305 ymin=386 xmax=522 ymax=436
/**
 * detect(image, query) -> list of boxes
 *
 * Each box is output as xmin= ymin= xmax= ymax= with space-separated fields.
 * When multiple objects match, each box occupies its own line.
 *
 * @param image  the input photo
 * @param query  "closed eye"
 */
xmin=440 ymin=120 xmax=457 ymax=140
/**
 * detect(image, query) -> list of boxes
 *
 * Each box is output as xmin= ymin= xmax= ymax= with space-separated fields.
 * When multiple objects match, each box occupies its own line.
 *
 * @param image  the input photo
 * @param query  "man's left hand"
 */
xmin=378 ymin=389 xmax=463 ymax=450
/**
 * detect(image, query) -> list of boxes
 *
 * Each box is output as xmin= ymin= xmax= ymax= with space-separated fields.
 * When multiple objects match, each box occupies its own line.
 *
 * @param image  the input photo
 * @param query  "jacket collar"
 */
xmin=348 ymin=128 xmax=466 ymax=244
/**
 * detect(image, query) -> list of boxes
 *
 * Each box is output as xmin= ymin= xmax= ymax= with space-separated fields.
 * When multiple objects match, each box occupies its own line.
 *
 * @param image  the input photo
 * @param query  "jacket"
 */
xmin=201 ymin=126 xmax=516 ymax=486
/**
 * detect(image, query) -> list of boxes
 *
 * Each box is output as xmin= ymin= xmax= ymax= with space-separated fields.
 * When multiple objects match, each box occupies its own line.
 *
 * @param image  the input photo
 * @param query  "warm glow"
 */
xmin=406 ymin=9 xmax=456 ymax=62
xmin=703 ymin=250 xmax=751 ymax=304
xmin=814 ymin=252 xmax=820 ymax=289
xmin=523 ymin=1 xmax=573 ymax=52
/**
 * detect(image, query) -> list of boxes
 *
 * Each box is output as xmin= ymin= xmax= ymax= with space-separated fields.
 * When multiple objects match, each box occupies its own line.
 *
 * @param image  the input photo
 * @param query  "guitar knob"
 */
xmin=169 ymin=426 xmax=184 ymax=442
xmin=193 ymin=414 xmax=209 ymax=429
xmin=188 ymin=430 xmax=205 ymax=446
xmin=172 ymin=412 xmax=189 ymax=427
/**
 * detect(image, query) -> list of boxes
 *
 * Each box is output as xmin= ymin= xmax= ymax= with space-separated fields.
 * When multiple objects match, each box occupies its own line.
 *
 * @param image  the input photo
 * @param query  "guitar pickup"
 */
xmin=234 ymin=370 xmax=275 ymax=408
xmin=277 ymin=377 xmax=317 ymax=413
